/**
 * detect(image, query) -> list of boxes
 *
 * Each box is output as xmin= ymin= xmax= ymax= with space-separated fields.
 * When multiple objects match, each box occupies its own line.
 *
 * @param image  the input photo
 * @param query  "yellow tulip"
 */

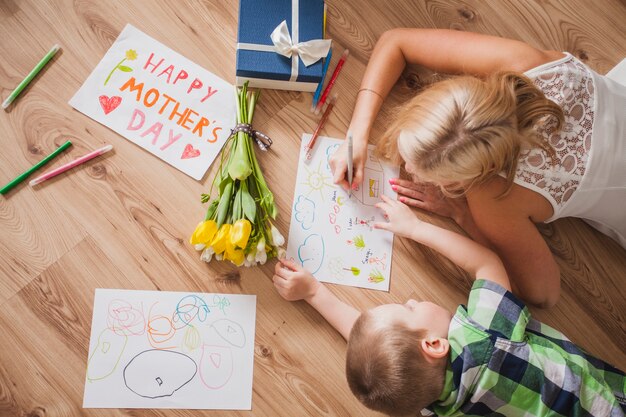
xmin=189 ymin=220 xmax=218 ymax=245
xmin=224 ymin=242 xmax=245 ymax=266
xmin=230 ymin=219 xmax=252 ymax=249
xmin=210 ymin=224 xmax=232 ymax=254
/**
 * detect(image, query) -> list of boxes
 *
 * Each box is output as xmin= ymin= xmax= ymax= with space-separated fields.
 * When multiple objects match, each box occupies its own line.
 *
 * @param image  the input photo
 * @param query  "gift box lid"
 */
xmin=237 ymin=0 xmax=325 ymax=83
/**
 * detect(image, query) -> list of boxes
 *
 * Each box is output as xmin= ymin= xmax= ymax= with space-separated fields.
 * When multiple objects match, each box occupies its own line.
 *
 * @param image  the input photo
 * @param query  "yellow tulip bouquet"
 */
xmin=190 ymin=82 xmax=284 ymax=266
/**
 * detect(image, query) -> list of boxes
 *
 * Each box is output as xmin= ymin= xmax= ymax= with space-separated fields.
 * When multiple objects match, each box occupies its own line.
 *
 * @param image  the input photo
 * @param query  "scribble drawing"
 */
xmin=107 ymin=299 xmax=146 ymax=336
xmin=325 ymin=143 xmax=340 ymax=170
xmin=294 ymin=195 xmax=316 ymax=230
xmin=327 ymin=257 xmax=344 ymax=280
xmin=87 ymin=328 xmax=128 ymax=382
xmin=199 ymin=345 xmax=234 ymax=389
xmin=298 ymin=234 xmax=325 ymax=274
xmin=123 ymin=349 xmax=197 ymax=399
xmin=183 ymin=325 xmax=202 ymax=351
xmin=210 ymin=295 xmax=231 ymax=314
xmin=173 ymin=295 xmax=210 ymax=328
xmin=368 ymin=269 xmax=385 ymax=283
xmin=211 ymin=319 xmax=246 ymax=348
xmin=147 ymin=302 xmax=177 ymax=349
xmin=302 ymin=160 xmax=334 ymax=200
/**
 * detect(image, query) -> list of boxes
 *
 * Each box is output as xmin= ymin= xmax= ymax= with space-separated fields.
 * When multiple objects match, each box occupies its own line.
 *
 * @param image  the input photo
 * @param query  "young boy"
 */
xmin=273 ymin=196 xmax=626 ymax=416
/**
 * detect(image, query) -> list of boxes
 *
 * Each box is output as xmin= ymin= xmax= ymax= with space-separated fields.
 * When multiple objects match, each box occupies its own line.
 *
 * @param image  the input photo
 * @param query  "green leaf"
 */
xmin=118 ymin=65 xmax=133 ymax=72
xmin=204 ymin=199 xmax=219 ymax=220
xmin=241 ymin=182 xmax=256 ymax=222
xmin=216 ymin=181 xmax=233 ymax=227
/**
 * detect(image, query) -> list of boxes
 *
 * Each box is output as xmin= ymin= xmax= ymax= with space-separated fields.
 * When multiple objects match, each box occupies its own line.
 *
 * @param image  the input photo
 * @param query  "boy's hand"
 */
xmin=374 ymin=195 xmax=422 ymax=238
xmin=273 ymin=259 xmax=321 ymax=302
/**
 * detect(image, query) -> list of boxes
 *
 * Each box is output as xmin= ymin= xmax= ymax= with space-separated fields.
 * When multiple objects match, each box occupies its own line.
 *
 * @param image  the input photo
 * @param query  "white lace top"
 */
xmin=516 ymin=53 xmax=626 ymax=248
xmin=516 ymin=53 xmax=594 ymax=212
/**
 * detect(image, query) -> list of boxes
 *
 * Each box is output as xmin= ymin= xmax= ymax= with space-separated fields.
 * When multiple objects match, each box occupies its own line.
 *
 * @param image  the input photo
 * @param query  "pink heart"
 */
xmin=99 ymin=95 xmax=122 ymax=115
xmin=181 ymin=143 xmax=201 ymax=159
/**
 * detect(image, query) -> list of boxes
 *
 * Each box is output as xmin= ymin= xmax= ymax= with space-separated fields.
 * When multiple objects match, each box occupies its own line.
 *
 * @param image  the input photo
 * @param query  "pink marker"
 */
xmin=29 ymin=144 xmax=113 ymax=186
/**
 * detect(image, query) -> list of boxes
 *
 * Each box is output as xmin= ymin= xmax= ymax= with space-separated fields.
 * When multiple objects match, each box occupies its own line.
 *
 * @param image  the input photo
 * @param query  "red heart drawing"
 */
xmin=181 ymin=144 xmax=201 ymax=159
xmin=99 ymin=95 xmax=122 ymax=115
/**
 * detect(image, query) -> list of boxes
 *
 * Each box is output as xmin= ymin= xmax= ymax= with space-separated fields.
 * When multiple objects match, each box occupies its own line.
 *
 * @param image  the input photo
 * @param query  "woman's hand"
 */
xmin=374 ymin=195 xmax=423 ymax=239
xmin=273 ymin=259 xmax=321 ymax=302
xmin=329 ymin=133 xmax=368 ymax=192
xmin=390 ymin=178 xmax=469 ymax=223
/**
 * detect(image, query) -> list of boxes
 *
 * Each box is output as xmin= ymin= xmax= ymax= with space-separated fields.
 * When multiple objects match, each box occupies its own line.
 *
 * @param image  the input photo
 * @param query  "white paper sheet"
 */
xmin=70 ymin=24 xmax=236 ymax=180
xmin=286 ymin=135 xmax=400 ymax=291
xmin=83 ymin=289 xmax=256 ymax=409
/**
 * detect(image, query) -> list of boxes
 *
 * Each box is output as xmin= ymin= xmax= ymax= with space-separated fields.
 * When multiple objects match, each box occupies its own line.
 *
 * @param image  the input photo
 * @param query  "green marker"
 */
xmin=2 ymin=44 xmax=61 ymax=110
xmin=0 ymin=140 xmax=72 ymax=195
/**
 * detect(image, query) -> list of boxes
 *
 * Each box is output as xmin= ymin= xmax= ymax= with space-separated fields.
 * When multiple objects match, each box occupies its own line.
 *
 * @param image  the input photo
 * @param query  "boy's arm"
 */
xmin=273 ymin=259 xmax=360 ymax=340
xmin=375 ymin=195 xmax=511 ymax=291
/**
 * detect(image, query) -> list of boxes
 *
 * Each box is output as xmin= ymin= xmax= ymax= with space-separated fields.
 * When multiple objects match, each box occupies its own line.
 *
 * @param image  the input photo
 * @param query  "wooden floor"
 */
xmin=1 ymin=1 xmax=625 ymax=416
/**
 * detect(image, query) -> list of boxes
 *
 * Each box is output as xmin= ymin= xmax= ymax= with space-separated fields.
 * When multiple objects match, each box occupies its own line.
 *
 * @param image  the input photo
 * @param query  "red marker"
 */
xmin=314 ymin=49 xmax=349 ymax=115
xmin=29 ymin=144 xmax=113 ymax=186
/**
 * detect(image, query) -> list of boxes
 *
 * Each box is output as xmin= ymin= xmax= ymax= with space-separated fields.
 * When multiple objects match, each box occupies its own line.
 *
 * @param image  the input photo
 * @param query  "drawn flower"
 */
xmin=353 ymin=235 xmax=366 ymax=251
xmin=125 ymin=49 xmax=138 ymax=60
xmin=343 ymin=266 xmax=361 ymax=276
xmin=368 ymin=269 xmax=385 ymax=283
xmin=104 ymin=50 xmax=136 ymax=86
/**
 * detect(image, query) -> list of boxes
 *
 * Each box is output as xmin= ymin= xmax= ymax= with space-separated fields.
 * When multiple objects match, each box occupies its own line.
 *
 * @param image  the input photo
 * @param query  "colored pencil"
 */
xmin=2 ymin=44 xmax=61 ymax=110
xmin=311 ymin=48 xmax=333 ymax=112
xmin=0 ymin=140 xmax=72 ymax=195
xmin=305 ymin=95 xmax=337 ymax=161
xmin=314 ymin=49 xmax=349 ymax=115
xmin=29 ymin=144 xmax=113 ymax=186
xmin=347 ymin=132 xmax=353 ymax=197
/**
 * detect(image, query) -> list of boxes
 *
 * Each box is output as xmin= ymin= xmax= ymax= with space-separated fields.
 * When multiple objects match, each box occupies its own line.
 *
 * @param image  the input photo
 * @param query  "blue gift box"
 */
xmin=236 ymin=0 xmax=327 ymax=92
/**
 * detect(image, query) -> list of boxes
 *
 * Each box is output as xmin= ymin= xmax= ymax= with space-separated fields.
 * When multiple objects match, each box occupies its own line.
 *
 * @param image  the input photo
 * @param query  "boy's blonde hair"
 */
xmin=346 ymin=311 xmax=444 ymax=416
xmin=377 ymin=72 xmax=564 ymax=197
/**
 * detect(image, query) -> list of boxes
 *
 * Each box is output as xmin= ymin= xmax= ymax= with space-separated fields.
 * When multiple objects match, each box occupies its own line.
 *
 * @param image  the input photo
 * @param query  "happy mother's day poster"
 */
xmin=70 ymin=24 xmax=236 ymax=180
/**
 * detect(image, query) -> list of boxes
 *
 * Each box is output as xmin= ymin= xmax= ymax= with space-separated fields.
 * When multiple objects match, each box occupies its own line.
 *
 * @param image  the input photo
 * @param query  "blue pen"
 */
xmin=311 ymin=48 xmax=333 ymax=112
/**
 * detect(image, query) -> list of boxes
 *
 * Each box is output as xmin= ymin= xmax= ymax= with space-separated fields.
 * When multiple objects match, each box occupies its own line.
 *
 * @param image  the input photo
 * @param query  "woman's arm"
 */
xmin=467 ymin=181 xmax=561 ymax=308
xmin=332 ymin=28 xmax=562 ymax=190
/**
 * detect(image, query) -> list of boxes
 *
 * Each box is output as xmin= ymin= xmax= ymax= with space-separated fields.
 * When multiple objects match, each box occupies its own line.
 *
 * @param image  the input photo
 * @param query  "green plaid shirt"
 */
xmin=429 ymin=280 xmax=626 ymax=417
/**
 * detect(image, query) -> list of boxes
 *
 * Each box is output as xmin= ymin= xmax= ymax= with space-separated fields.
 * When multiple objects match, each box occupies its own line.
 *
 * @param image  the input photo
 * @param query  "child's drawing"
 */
xmin=84 ymin=289 xmax=256 ymax=410
xmin=294 ymin=195 xmax=316 ymax=230
xmin=298 ymin=234 xmax=325 ymax=274
xmin=123 ymin=349 xmax=197 ymax=399
xmin=287 ymin=135 xmax=399 ymax=291
xmin=302 ymin=160 xmax=335 ymax=200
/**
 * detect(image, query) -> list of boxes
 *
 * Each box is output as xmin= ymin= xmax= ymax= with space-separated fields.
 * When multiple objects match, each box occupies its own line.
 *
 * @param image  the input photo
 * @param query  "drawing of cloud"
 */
xmin=298 ymin=234 xmax=325 ymax=274
xmin=325 ymin=144 xmax=340 ymax=170
xmin=123 ymin=350 xmax=197 ymax=399
xmin=294 ymin=195 xmax=315 ymax=230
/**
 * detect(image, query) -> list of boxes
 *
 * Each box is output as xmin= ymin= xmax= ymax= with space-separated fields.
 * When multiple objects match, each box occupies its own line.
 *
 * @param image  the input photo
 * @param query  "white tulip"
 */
xmin=271 ymin=224 xmax=285 ymax=246
xmin=194 ymin=243 xmax=206 ymax=251
xmin=200 ymin=246 xmax=214 ymax=263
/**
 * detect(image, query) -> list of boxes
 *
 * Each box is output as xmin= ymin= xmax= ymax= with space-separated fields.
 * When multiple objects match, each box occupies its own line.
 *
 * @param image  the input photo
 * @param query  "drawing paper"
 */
xmin=286 ymin=134 xmax=399 ymax=291
xmin=70 ymin=24 xmax=236 ymax=180
xmin=83 ymin=289 xmax=256 ymax=409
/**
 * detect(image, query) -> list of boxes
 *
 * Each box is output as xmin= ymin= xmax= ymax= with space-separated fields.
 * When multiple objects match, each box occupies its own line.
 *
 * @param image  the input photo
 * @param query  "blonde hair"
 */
xmin=377 ymin=72 xmax=564 ymax=197
xmin=346 ymin=312 xmax=444 ymax=416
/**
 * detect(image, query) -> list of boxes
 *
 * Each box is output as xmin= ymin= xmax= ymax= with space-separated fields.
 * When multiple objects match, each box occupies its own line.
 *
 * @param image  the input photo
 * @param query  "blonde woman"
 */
xmin=329 ymin=29 xmax=626 ymax=308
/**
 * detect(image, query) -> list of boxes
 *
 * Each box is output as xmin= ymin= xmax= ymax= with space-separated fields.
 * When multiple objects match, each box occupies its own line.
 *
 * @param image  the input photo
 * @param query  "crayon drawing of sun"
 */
xmin=302 ymin=161 xmax=334 ymax=200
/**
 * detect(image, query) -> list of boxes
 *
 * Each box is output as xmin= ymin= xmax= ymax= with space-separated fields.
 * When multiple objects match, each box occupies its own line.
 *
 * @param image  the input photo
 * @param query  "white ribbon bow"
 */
xmin=270 ymin=20 xmax=331 ymax=67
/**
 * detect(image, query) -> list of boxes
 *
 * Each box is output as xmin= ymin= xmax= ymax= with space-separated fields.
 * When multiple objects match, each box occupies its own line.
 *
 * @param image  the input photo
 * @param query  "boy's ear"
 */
xmin=420 ymin=337 xmax=449 ymax=361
